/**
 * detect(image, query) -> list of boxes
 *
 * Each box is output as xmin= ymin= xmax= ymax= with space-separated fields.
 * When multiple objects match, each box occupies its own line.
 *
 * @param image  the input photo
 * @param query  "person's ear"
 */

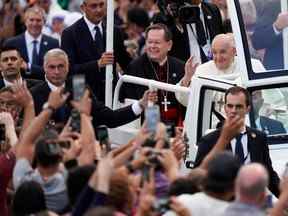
xmin=80 ymin=3 xmax=85 ymax=13
xmin=246 ymin=105 xmax=251 ymax=114
xmin=232 ymin=47 xmax=237 ymax=56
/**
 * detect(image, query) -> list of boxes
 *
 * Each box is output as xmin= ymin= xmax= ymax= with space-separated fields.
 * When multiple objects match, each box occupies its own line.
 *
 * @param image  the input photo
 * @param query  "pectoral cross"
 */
xmin=161 ymin=95 xmax=171 ymax=112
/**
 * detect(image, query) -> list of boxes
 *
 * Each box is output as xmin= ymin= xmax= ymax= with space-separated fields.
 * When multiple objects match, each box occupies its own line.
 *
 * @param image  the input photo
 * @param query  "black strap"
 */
xmin=195 ymin=20 xmax=207 ymax=47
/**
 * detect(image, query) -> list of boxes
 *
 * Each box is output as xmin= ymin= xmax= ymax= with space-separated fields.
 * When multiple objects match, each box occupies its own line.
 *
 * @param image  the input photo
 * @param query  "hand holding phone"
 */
xmin=96 ymin=125 xmax=110 ymax=152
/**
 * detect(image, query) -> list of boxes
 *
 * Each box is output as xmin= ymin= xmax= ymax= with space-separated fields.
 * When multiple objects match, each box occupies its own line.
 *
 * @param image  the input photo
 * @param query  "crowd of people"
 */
xmin=0 ymin=0 xmax=288 ymax=215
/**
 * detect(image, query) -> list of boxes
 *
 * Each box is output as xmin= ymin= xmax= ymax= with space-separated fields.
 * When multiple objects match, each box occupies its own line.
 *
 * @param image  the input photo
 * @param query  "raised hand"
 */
xmin=70 ymin=89 xmax=92 ymax=116
xmin=47 ymin=87 xmax=69 ymax=109
xmin=139 ymin=90 xmax=158 ymax=109
xmin=182 ymin=56 xmax=199 ymax=87
xmin=274 ymin=11 xmax=288 ymax=31
xmin=11 ymin=81 xmax=33 ymax=108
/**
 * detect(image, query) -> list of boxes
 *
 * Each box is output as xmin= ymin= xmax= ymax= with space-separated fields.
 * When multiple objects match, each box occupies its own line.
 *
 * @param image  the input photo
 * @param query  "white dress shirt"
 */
xmin=3 ymin=78 xmax=23 ymax=87
xmin=46 ymin=77 xmax=65 ymax=92
xmin=83 ymin=15 xmax=103 ymax=41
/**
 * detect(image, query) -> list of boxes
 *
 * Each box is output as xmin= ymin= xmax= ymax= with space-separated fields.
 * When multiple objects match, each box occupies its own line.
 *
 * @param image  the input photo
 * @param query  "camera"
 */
xmin=153 ymin=198 xmax=170 ymax=214
xmin=158 ymin=0 xmax=201 ymax=24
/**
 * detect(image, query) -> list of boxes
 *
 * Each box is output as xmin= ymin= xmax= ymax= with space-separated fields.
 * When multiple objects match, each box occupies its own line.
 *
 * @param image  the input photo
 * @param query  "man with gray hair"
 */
xmin=222 ymin=163 xmax=269 ymax=216
xmin=176 ymin=33 xmax=265 ymax=106
xmin=31 ymin=48 xmax=154 ymax=127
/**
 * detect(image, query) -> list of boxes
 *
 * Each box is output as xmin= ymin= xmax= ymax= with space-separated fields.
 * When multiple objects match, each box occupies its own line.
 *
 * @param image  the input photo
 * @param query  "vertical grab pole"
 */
xmin=281 ymin=0 xmax=288 ymax=69
xmin=105 ymin=0 xmax=114 ymax=108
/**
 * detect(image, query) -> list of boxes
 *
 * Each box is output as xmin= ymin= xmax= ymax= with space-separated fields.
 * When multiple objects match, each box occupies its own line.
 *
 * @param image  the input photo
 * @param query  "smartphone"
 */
xmin=72 ymin=74 xmax=86 ymax=101
xmin=96 ymin=125 xmax=110 ymax=151
xmin=145 ymin=105 xmax=160 ymax=133
xmin=58 ymin=140 xmax=71 ymax=149
xmin=141 ymin=164 xmax=150 ymax=186
xmin=0 ymin=124 xmax=5 ymax=152
xmin=166 ymin=122 xmax=175 ymax=138
xmin=70 ymin=109 xmax=81 ymax=132
xmin=0 ymin=124 xmax=5 ymax=143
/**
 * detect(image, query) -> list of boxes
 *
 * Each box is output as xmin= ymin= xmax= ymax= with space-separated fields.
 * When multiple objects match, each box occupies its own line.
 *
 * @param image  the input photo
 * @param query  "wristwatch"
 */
xmin=42 ymin=102 xmax=56 ymax=114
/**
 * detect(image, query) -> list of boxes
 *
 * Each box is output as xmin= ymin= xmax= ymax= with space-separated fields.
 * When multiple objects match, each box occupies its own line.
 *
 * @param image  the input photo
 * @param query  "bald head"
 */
xmin=212 ymin=33 xmax=236 ymax=70
xmin=236 ymin=163 xmax=268 ymax=205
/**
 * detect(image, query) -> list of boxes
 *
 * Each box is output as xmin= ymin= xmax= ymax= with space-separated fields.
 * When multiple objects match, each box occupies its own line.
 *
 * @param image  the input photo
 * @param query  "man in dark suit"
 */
xmin=61 ymin=0 xmax=132 ymax=102
xmin=0 ymin=46 xmax=41 ymax=89
xmin=31 ymin=48 xmax=153 ymax=128
xmin=194 ymin=86 xmax=280 ymax=197
xmin=153 ymin=0 xmax=224 ymax=63
xmin=251 ymin=0 xmax=288 ymax=70
xmin=4 ymin=6 xmax=59 ymax=80
xmin=121 ymin=24 xmax=185 ymax=125
xmin=252 ymin=90 xmax=286 ymax=135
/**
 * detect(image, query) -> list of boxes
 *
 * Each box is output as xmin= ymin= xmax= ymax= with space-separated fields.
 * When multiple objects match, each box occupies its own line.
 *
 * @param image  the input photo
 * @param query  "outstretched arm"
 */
xmin=16 ymin=88 xmax=69 ymax=162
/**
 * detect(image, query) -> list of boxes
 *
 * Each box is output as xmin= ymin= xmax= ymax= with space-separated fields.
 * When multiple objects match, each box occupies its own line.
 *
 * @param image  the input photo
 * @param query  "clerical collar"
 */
xmin=46 ymin=77 xmax=65 ymax=91
xmin=3 ymin=77 xmax=22 ymax=87
xmin=149 ymin=56 xmax=168 ymax=67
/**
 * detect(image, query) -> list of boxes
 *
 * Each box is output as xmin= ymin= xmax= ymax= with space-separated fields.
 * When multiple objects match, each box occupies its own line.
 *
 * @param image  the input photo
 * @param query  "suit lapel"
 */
xmin=101 ymin=22 xmax=107 ymax=51
xmin=246 ymin=127 xmax=258 ymax=162
xmin=21 ymin=34 xmax=29 ymax=62
xmin=0 ymin=79 xmax=5 ymax=89
xmin=39 ymin=35 xmax=49 ymax=63
xmin=76 ymin=18 xmax=101 ymax=58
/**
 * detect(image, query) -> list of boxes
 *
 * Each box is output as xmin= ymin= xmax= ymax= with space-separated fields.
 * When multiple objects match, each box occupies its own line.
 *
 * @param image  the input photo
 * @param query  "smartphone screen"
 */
xmin=145 ymin=105 xmax=160 ymax=133
xmin=96 ymin=125 xmax=110 ymax=151
xmin=72 ymin=74 xmax=86 ymax=101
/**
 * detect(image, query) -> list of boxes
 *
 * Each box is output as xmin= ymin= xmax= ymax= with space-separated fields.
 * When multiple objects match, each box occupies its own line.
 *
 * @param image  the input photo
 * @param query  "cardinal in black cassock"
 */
xmin=120 ymin=53 xmax=186 ymax=126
